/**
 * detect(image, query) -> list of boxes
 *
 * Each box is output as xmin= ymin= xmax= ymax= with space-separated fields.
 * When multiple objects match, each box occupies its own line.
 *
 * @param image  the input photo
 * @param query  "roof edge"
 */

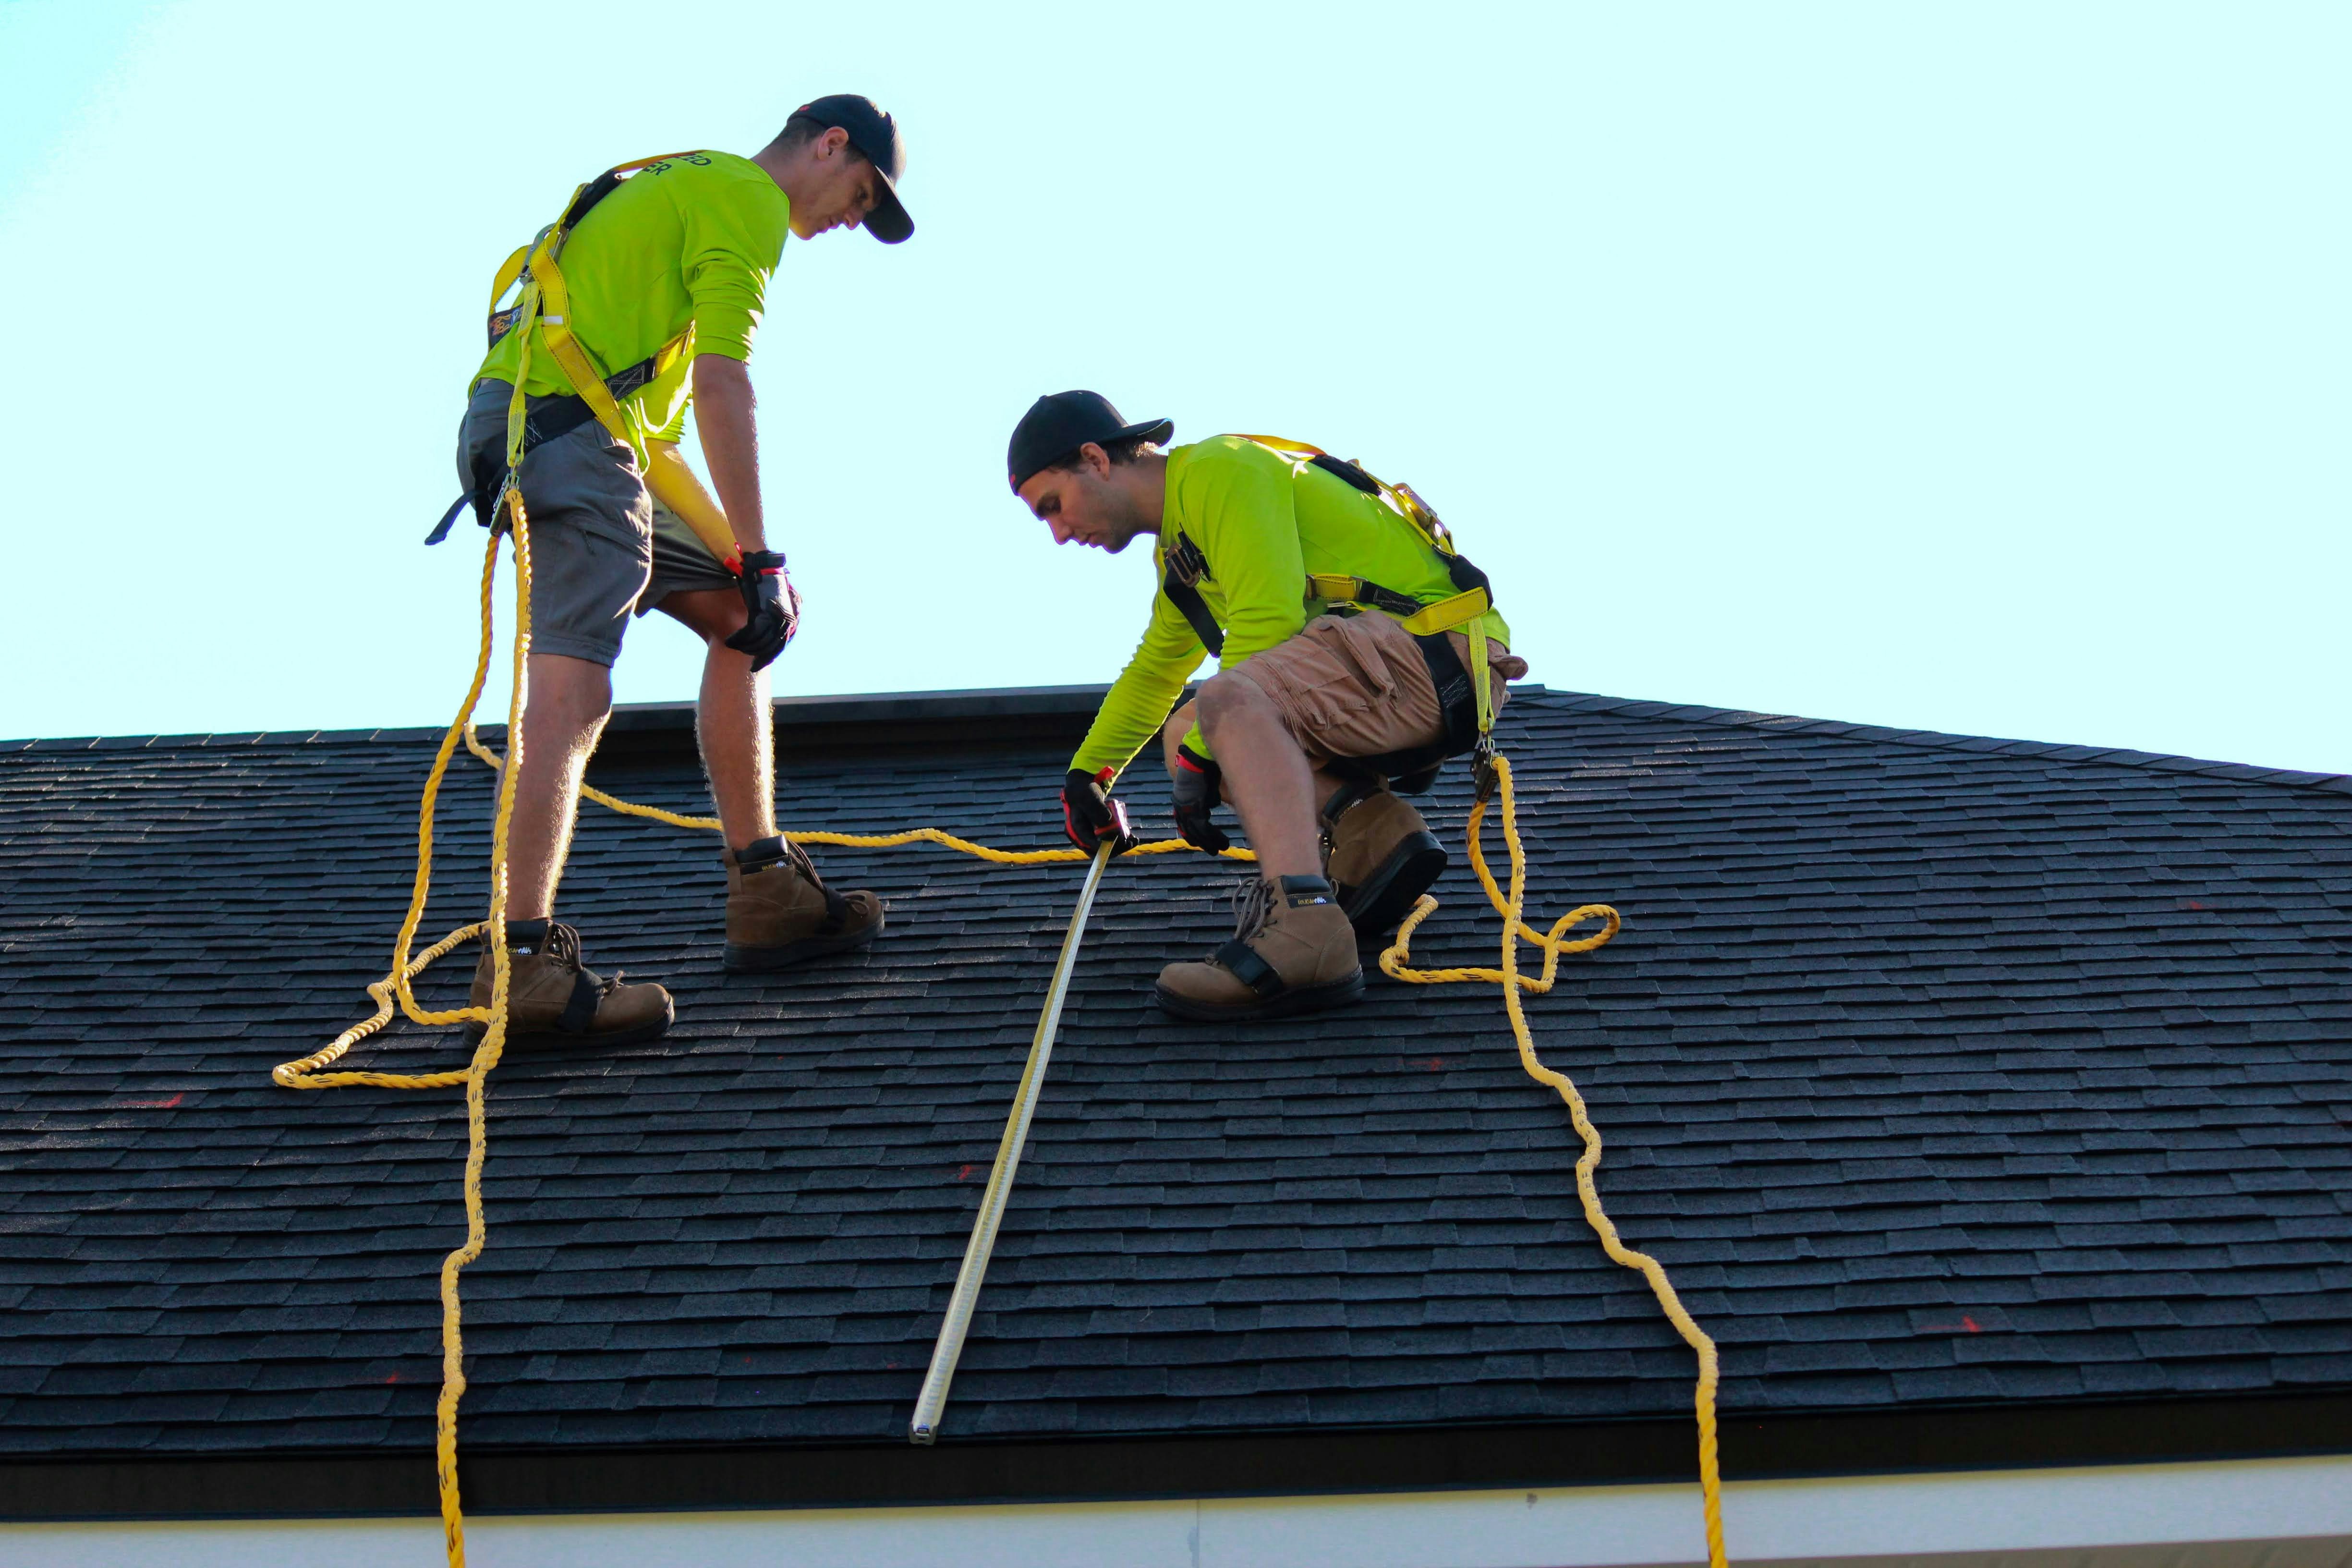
xmin=2 ymin=1389 xmax=2344 ymax=1522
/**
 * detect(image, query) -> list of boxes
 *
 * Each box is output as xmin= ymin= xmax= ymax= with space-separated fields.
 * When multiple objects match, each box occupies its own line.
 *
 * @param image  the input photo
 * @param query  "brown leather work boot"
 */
xmin=467 ymin=919 xmax=672 ymax=1049
xmin=1322 ymin=781 xmax=1448 ymax=939
xmin=723 ymin=835 xmax=885 ymax=972
xmin=1154 ymin=874 xmax=1364 ymax=1022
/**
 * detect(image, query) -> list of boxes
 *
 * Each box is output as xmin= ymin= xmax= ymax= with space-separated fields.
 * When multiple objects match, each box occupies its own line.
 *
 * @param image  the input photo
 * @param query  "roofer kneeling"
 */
xmin=449 ymin=97 xmax=911 ymax=1049
xmin=1010 ymin=392 xmax=1522 ymax=1024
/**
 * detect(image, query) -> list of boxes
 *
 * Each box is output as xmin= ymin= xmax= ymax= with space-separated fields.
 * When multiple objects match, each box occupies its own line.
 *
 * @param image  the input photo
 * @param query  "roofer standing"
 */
xmin=1009 ymin=393 xmax=1524 ymax=1023
xmin=451 ymin=97 xmax=911 ymax=1048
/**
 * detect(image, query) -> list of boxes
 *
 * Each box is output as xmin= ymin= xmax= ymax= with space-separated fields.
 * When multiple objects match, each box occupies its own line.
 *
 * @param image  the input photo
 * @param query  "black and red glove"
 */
xmin=1061 ymin=766 xmax=1137 ymax=853
xmin=724 ymin=548 xmax=800 ymax=671
xmin=1170 ymin=744 xmax=1229 ymax=852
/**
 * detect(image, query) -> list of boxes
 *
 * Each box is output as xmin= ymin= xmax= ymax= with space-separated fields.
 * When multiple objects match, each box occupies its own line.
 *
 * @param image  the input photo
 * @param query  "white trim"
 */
xmin=0 ymin=1455 xmax=2345 ymax=1568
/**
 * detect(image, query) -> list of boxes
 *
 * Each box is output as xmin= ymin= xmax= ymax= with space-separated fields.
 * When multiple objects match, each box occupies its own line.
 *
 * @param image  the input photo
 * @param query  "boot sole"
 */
xmin=464 ymin=994 xmax=675 ymax=1052
xmin=1153 ymin=970 xmax=1366 ymax=1024
xmin=1340 ymin=832 xmax=1448 ymax=937
xmin=725 ymin=912 xmax=885 ymax=973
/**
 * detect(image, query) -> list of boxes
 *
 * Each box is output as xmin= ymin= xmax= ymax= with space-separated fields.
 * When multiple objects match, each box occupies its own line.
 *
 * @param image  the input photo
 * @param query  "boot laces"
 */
xmin=538 ymin=922 xmax=583 ymax=969
xmin=1228 ymin=876 xmax=1278 ymax=943
xmin=532 ymin=923 xmax=622 ymax=995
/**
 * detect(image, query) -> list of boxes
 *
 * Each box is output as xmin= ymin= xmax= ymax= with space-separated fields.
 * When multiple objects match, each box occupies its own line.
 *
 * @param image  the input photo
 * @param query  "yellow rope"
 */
xmin=270 ymin=518 xmax=1716 ymax=1565
xmin=1377 ymin=754 xmax=1725 ymax=1568
xmin=455 ymin=722 xmax=1245 ymax=864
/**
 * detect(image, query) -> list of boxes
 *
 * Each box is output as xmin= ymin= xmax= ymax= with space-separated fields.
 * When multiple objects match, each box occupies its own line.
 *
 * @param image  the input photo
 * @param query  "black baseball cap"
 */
xmin=1007 ymin=391 xmax=1175 ymax=491
xmin=792 ymin=93 xmax=911 ymax=243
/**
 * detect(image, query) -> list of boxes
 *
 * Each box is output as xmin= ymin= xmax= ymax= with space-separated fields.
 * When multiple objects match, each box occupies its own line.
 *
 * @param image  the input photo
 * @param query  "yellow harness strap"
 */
xmin=644 ymin=441 xmax=744 ymax=574
xmin=1303 ymin=574 xmax=1493 ymax=638
xmin=525 ymin=225 xmax=672 ymax=454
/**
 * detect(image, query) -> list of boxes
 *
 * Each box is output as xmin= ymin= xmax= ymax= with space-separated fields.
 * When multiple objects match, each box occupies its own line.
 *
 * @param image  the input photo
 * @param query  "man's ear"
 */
xmin=1079 ymin=442 xmax=1112 ymax=479
xmin=822 ymin=125 xmax=853 ymax=160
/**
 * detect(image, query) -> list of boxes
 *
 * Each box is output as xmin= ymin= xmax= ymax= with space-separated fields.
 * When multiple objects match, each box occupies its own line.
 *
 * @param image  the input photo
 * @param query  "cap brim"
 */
xmin=863 ymin=173 xmax=913 ymax=244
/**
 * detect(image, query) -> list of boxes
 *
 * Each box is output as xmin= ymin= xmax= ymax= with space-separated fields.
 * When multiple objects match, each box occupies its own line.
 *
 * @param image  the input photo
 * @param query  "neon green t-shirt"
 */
xmin=1070 ymin=436 xmax=1512 ymax=776
xmin=474 ymin=150 xmax=788 ymax=452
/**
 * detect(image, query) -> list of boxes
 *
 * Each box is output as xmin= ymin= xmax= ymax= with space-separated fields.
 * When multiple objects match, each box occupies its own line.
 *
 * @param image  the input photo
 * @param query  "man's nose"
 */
xmin=1049 ymin=518 xmax=1073 ymax=544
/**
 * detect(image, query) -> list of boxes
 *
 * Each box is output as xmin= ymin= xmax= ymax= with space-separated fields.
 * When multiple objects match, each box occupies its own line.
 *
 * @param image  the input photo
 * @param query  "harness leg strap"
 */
xmin=555 ymin=969 xmax=602 ymax=1033
xmin=1211 ymin=940 xmax=1285 ymax=998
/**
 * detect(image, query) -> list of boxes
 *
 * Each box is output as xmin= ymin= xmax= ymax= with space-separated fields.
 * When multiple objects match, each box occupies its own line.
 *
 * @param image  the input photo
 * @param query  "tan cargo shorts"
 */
xmin=1169 ymin=610 xmax=1526 ymax=769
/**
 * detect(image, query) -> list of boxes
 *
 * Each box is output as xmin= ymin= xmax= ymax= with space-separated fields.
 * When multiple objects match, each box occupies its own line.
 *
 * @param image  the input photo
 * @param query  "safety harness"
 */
xmin=423 ymin=153 xmax=735 ymax=566
xmin=1160 ymin=437 xmax=1507 ymax=793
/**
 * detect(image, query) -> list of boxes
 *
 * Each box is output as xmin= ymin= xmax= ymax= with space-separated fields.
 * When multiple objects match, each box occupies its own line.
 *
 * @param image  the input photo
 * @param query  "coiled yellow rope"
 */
xmin=1378 ymin=757 xmax=1724 ymax=1568
xmin=270 ymin=519 xmax=1722 ymax=1567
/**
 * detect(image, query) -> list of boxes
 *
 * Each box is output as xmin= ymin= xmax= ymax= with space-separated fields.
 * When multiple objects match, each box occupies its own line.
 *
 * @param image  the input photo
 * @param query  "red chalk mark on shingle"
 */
xmin=2178 ymin=899 xmax=2209 ymax=911
xmin=114 ymin=1094 xmax=183 ymax=1109
xmin=955 ymin=1164 xmax=979 ymax=1182
xmin=384 ymin=1374 xmax=400 ymax=1384
xmin=1919 ymin=1315 xmax=1982 ymax=1334
xmin=1409 ymin=1057 xmax=1449 ymax=1072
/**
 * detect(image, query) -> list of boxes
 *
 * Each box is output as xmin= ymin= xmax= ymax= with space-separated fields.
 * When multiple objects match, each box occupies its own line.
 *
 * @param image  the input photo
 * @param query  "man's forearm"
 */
xmin=692 ymin=354 xmax=767 ymax=553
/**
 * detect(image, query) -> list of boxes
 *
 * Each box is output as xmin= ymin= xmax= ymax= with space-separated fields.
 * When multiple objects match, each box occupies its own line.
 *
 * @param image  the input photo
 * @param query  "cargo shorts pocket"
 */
xmin=1267 ymin=617 xmax=1382 ymax=734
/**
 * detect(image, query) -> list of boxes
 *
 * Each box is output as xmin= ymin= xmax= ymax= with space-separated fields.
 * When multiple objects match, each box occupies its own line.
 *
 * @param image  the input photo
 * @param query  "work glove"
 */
xmin=1062 ymin=766 xmax=1137 ymax=854
xmin=724 ymin=548 xmax=800 ymax=672
xmin=1170 ymin=744 xmax=1229 ymax=852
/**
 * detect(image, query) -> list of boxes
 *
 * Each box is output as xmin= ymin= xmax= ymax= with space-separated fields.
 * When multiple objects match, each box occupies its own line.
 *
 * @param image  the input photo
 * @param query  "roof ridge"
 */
xmin=1531 ymin=690 xmax=2352 ymax=796
xmin=8 ymin=683 xmax=2348 ymax=796
xmin=0 ymin=686 xmax=1143 ymax=754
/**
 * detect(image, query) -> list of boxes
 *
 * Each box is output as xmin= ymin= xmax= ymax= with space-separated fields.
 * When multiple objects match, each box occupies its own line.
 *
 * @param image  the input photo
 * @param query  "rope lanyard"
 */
xmin=270 ymin=486 xmax=1722 ymax=1568
xmin=1382 ymin=758 xmax=1725 ymax=1568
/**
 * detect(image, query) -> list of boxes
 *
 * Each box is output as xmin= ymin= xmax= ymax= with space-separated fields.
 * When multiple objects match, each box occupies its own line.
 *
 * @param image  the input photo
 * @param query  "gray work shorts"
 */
xmin=456 ymin=380 xmax=738 ymax=666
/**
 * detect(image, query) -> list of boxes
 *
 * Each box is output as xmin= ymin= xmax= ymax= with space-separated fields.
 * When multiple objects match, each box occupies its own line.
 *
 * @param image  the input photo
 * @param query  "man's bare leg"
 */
xmin=1192 ymin=671 xmax=1326 ymax=880
xmin=655 ymin=587 xmax=775 ymax=851
xmin=1161 ymin=698 xmax=1346 ymax=851
xmin=1152 ymin=672 xmax=1365 ymax=1021
xmin=508 ymin=653 xmax=614 ymax=921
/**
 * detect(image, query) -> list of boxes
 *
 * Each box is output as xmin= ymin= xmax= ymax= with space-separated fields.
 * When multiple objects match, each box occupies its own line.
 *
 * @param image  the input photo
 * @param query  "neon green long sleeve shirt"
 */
xmin=473 ymin=151 xmax=788 ymax=452
xmin=1070 ymin=436 xmax=1511 ymax=777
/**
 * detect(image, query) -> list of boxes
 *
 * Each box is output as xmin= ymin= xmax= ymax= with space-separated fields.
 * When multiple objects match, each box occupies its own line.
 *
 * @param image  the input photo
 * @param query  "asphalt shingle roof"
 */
xmin=2 ymin=689 xmax=2348 ymax=1462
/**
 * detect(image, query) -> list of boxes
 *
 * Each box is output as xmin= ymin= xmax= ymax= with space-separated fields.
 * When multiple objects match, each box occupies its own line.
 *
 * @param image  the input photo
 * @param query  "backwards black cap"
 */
xmin=1007 ymin=391 xmax=1174 ymax=491
xmin=792 ymin=93 xmax=911 ymax=243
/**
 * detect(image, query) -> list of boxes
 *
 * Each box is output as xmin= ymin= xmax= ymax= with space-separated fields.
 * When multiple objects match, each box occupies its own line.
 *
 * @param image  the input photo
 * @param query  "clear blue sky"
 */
xmin=3 ymin=1 xmax=2345 ymax=772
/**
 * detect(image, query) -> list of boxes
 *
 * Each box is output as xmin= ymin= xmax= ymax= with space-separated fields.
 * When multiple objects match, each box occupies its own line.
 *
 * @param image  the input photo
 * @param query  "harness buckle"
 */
xmin=490 ymin=475 xmax=521 ymax=538
xmin=1472 ymin=735 xmax=1500 ymax=803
